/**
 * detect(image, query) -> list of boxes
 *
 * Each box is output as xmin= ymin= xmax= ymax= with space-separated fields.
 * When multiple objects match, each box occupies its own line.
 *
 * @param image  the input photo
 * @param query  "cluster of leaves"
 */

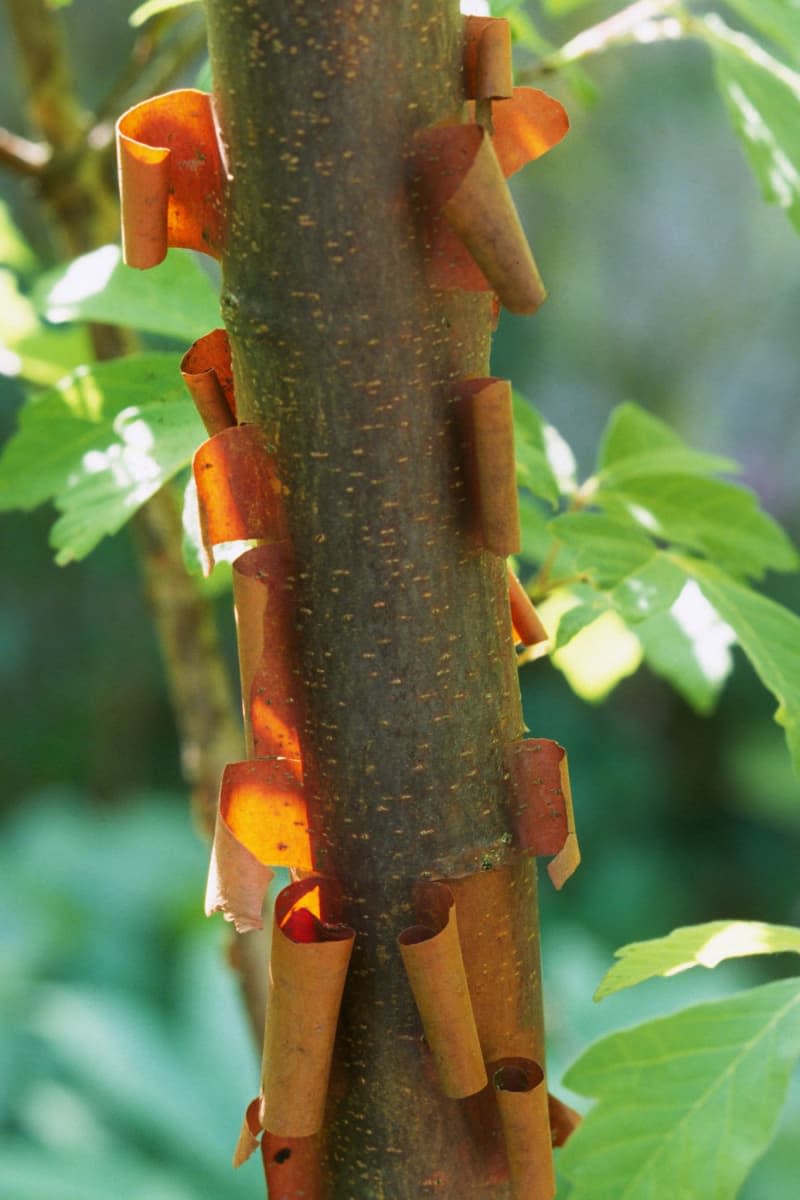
xmin=514 ymin=395 xmax=800 ymax=772
xmin=492 ymin=0 xmax=800 ymax=236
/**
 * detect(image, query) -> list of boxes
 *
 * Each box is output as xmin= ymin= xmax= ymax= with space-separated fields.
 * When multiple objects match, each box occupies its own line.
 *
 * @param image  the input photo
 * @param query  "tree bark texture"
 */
xmin=205 ymin=2 xmax=548 ymax=1195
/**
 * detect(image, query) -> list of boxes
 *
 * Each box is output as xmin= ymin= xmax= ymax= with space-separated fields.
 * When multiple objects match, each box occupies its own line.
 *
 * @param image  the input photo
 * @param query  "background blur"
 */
xmin=1 ymin=1 xmax=798 ymax=1196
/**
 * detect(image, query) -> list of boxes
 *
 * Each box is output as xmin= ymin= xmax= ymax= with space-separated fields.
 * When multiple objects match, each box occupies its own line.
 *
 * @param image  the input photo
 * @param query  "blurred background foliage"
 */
xmin=0 ymin=0 xmax=798 ymax=1196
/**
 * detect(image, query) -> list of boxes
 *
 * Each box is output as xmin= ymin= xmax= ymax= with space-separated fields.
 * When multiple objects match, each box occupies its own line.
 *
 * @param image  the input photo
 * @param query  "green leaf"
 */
xmin=609 ymin=552 xmax=686 ymax=624
xmin=129 ymin=0 xmax=200 ymax=28
xmin=679 ymin=558 xmax=800 ymax=772
xmin=34 ymin=246 xmax=219 ymax=343
xmin=541 ymin=0 xmax=603 ymax=15
xmin=596 ymin=920 xmax=800 ymax=1000
xmin=637 ymin=582 xmax=735 ymax=713
xmin=723 ymin=1 xmax=800 ymax=63
xmin=599 ymin=473 xmax=798 ymax=579
xmin=513 ymin=392 xmax=560 ymax=506
xmin=0 ymin=353 xmax=205 ymax=563
xmin=560 ymin=977 xmax=800 ymax=1200
xmin=0 ymin=200 xmax=37 ymax=276
xmin=554 ymin=596 xmax=608 ymax=650
xmin=706 ymin=15 xmax=800 ymax=232
xmin=597 ymin=402 xmax=737 ymax=484
xmin=549 ymin=512 xmax=655 ymax=589
xmin=517 ymin=492 xmax=555 ymax=564
xmin=538 ymin=589 xmax=643 ymax=700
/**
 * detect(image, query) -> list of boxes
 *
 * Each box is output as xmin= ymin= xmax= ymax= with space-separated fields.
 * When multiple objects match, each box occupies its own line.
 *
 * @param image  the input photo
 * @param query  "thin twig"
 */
xmin=0 ymin=125 xmax=49 ymax=176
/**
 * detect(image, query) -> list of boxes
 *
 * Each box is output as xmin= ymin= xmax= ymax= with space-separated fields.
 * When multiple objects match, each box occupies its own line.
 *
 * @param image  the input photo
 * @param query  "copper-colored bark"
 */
xmin=398 ymin=881 xmax=487 ymax=1099
xmin=193 ymin=425 xmax=287 ymax=566
xmin=455 ymin=378 xmax=520 ymax=556
xmin=508 ymin=567 xmax=549 ymax=647
xmin=181 ymin=328 xmax=236 ymax=435
xmin=261 ymin=878 xmax=355 ymax=1138
xmin=504 ymin=738 xmax=580 ymax=889
xmin=492 ymin=1058 xmax=555 ymax=1200
xmin=117 ymin=88 xmax=223 ymax=268
xmin=463 ymin=17 xmax=513 ymax=101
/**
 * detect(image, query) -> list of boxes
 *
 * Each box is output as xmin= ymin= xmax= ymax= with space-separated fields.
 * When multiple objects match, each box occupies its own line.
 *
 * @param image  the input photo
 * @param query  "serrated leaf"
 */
xmin=679 ymin=558 xmax=800 ymax=772
xmin=597 ymin=402 xmax=737 ymax=483
xmin=50 ymin=401 xmax=204 ymax=565
xmin=513 ymin=392 xmax=560 ymax=506
xmin=598 ymin=473 xmax=798 ymax=580
xmin=0 ymin=354 xmax=205 ymax=563
xmin=707 ymin=15 xmax=800 ymax=232
xmin=549 ymin=512 xmax=655 ymax=589
xmin=596 ymin=921 xmax=800 ymax=1000
xmin=560 ymin=978 xmax=800 ymax=1200
xmin=723 ymin=1 xmax=800 ymax=64
xmin=34 ymin=245 xmax=219 ymax=343
xmin=637 ymin=581 xmax=735 ymax=713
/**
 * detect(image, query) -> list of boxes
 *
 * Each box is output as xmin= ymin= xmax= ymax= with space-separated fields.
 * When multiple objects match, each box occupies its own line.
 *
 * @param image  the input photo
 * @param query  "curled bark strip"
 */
xmin=446 ymin=866 xmax=541 ymax=1066
xmin=453 ymin=377 xmax=520 ymax=557
xmin=220 ymin=756 xmax=310 ymax=868
xmin=409 ymin=124 xmax=545 ymax=312
xmin=504 ymin=738 xmax=580 ymax=889
xmin=205 ymin=805 xmax=274 ymax=933
xmin=262 ymin=1130 xmax=323 ymax=1200
xmin=398 ymin=881 xmax=487 ymax=1099
xmin=193 ymin=424 xmax=287 ymax=569
xmin=180 ymin=328 xmax=236 ymax=435
xmin=233 ymin=543 xmax=303 ymax=761
xmin=547 ymin=1090 xmax=582 ymax=1148
xmin=260 ymin=877 xmax=355 ymax=1137
xmin=487 ymin=88 xmax=570 ymax=179
xmin=492 ymin=1058 xmax=555 ymax=1200
xmin=116 ymin=88 xmax=224 ymax=269
xmin=463 ymin=16 xmax=513 ymax=101
xmin=233 ymin=1096 xmax=263 ymax=1167
xmin=508 ymin=566 xmax=548 ymax=646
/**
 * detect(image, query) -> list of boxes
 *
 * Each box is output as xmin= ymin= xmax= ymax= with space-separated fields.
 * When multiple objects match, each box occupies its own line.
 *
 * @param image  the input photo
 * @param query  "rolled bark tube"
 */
xmin=116 ymin=88 xmax=224 ymax=268
xmin=181 ymin=328 xmax=236 ymax=435
xmin=454 ymin=377 xmax=520 ymax=556
xmin=507 ymin=566 xmax=548 ymax=646
xmin=492 ymin=1057 xmax=555 ymax=1200
xmin=193 ymin=425 xmax=288 ymax=564
xmin=233 ymin=542 xmax=303 ymax=760
xmin=463 ymin=16 xmax=513 ymax=100
xmin=260 ymin=878 xmax=355 ymax=1137
xmin=409 ymin=124 xmax=546 ymax=312
xmin=398 ymin=881 xmax=487 ymax=1099
xmin=262 ymin=1131 xmax=324 ymax=1200
xmin=504 ymin=737 xmax=580 ymax=889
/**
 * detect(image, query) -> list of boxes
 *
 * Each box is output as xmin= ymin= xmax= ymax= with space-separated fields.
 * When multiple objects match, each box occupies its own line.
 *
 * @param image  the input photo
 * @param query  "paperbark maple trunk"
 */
xmin=206 ymin=2 xmax=544 ymax=1194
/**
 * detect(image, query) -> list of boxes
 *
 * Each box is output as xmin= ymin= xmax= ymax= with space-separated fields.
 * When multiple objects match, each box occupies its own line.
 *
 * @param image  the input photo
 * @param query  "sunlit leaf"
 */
xmin=34 ymin=246 xmax=219 ymax=343
xmin=0 ymin=354 xmax=204 ymax=563
xmin=707 ymin=14 xmax=800 ymax=232
xmin=723 ymin=1 xmax=800 ymax=64
xmin=596 ymin=920 xmax=800 ymax=1000
xmin=637 ymin=581 xmax=735 ymax=713
xmin=560 ymin=978 xmax=800 ymax=1200
xmin=538 ymin=589 xmax=643 ymax=700
xmin=0 ymin=200 xmax=37 ymax=276
xmin=679 ymin=558 xmax=800 ymax=772
xmin=609 ymin=552 xmax=686 ymax=624
xmin=129 ymin=0 xmax=200 ymax=28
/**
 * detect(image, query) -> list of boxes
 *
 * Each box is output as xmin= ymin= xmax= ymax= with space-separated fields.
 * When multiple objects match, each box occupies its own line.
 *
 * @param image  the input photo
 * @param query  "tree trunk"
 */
xmin=205 ymin=2 xmax=546 ymax=1194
